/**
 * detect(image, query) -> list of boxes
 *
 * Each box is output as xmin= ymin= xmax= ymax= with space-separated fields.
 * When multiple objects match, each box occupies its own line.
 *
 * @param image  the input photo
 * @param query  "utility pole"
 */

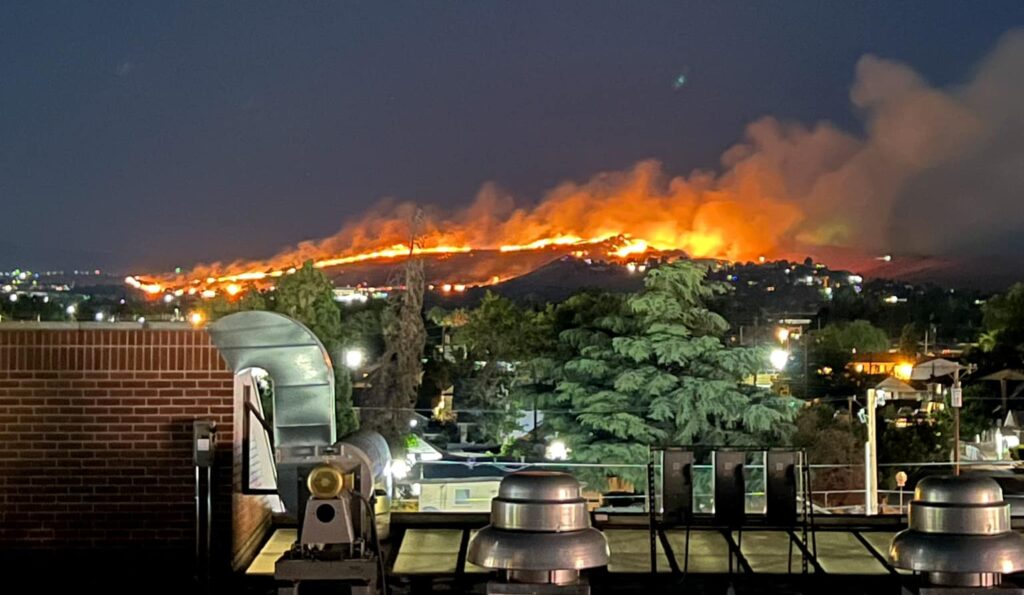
xmin=952 ymin=367 xmax=962 ymax=475
xmin=865 ymin=388 xmax=878 ymax=515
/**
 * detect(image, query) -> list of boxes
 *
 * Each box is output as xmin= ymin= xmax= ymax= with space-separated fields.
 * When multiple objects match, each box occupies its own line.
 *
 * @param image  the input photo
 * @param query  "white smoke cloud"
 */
xmin=726 ymin=28 xmax=1024 ymax=256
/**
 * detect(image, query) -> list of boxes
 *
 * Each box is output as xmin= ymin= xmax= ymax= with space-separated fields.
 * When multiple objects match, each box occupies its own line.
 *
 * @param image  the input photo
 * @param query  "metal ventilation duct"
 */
xmin=208 ymin=311 xmax=337 ymax=448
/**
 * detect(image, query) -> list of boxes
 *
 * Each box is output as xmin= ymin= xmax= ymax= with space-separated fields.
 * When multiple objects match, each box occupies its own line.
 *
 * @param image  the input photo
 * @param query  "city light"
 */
xmin=343 ymin=348 xmax=365 ymax=369
xmin=188 ymin=311 xmax=204 ymax=326
xmin=389 ymin=459 xmax=410 ymax=480
xmin=894 ymin=362 xmax=914 ymax=381
xmin=94 ymin=312 xmax=105 ymax=322
xmin=225 ymin=284 xmax=241 ymax=296
xmin=769 ymin=349 xmax=790 ymax=371
xmin=775 ymin=327 xmax=790 ymax=344
xmin=8 ymin=294 xmax=17 ymax=303
xmin=545 ymin=439 xmax=570 ymax=461
xmin=65 ymin=304 xmax=76 ymax=316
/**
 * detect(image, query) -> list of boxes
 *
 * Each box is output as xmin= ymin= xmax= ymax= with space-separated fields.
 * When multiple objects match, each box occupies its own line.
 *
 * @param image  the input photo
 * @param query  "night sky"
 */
xmin=2 ymin=2 xmax=1023 ymax=271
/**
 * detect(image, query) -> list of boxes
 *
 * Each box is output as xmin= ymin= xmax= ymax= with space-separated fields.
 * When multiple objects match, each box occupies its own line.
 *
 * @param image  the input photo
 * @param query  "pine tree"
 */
xmin=551 ymin=261 xmax=799 ymax=484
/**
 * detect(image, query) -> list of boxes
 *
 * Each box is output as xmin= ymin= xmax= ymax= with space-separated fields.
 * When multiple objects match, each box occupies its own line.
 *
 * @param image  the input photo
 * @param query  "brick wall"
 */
xmin=0 ymin=323 xmax=270 ymax=573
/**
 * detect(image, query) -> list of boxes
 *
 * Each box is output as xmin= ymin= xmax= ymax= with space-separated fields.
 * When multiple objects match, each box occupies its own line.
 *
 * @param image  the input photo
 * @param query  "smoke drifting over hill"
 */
xmin=153 ymin=29 xmax=1024 ymax=288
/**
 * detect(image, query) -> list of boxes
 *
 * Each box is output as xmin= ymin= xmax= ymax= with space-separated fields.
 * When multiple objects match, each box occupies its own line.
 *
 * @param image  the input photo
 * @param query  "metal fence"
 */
xmin=391 ymin=458 xmax=1024 ymax=516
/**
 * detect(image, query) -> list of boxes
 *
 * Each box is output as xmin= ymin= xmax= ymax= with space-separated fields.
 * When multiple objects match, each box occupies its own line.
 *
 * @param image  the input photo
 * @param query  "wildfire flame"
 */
xmin=128 ymin=160 xmax=805 ymax=297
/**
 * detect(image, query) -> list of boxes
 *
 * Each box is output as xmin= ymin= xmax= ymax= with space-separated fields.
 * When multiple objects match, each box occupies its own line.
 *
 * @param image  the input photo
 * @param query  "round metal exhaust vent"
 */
xmin=468 ymin=471 xmax=609 ymax=588
xmin=890 ymin=475 xmax=1024 ymax=588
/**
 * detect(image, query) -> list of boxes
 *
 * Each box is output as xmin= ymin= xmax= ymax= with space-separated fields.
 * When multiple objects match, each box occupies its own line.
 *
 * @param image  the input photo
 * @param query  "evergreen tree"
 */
xmin=550 ymin=261 xmax=799 ymax=483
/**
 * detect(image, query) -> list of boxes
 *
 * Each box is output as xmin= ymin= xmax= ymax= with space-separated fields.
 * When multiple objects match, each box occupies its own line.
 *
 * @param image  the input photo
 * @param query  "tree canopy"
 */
xmin=259 ymin=261 xmax=358 ymax=435
xmin=809 ymin=320 xmax=890 ymax=370
xmin=547 ymin=261 xmax=799 ymax=483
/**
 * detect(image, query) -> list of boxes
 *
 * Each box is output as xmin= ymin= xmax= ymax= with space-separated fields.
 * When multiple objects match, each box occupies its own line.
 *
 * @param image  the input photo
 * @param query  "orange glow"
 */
xmin=188 ymin=311 xmax=204 ymax=326
xmin=225 ymin=284 xmax=241 ymax=296
xmin=894 ymin=362 xmax=914 ymax=381
xmin=500 ymin=235 xmax=588 ymax=252
xmin=126 ymin=160 xmax=807 ymax=296
xmin=124 ymin=276 xmax=162 ymax=295
xmin=611 ymin=238 xmax=649 ymax=258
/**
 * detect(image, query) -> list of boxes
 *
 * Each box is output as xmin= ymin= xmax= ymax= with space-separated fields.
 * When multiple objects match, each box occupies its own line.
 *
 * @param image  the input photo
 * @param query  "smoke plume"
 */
xmin=184 ymin=29 xmax=1024 ymax=282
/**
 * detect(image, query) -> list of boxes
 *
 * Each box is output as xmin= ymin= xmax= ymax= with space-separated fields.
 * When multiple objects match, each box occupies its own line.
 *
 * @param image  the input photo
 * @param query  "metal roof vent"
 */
xmin=468 ymin=471 xmax=609 ymax=593
xmin=890 ymin=475 xmax=1024 ymax=589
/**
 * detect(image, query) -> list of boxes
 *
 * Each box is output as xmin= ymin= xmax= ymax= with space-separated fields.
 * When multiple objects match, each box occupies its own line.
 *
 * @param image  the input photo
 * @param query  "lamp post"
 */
xmin=865 ymin=388 xmax=878 ymax=515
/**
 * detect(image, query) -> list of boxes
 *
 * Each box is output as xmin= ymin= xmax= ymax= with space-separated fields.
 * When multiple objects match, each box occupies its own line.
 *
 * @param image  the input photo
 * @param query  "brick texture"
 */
xmin=0 ymin=324 xmax=269 ymax=572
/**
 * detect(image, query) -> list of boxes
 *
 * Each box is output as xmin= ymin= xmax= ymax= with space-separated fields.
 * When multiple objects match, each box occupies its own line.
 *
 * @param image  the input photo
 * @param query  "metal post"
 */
xmin=952 ymin=367 xmax=962 ymax=475
xmin=866 ymin=389 xmax=878 ymax=516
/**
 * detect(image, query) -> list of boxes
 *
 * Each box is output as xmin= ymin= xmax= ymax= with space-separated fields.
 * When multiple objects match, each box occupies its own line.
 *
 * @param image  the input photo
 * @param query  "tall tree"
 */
xmin=274 ymin=261 xmax=358 ymax=435
xmin=363 ymin=222 xmax=427 ymax=446
xmin=550 ymin=262 xmax=799 ymax=484
xmin=809 ymin=320 xmax=890 ymax=371
xmin=977 ymin=283 xmax=1024 ymax=368
xmin=450 ymin=292 xmax=555 ymax=448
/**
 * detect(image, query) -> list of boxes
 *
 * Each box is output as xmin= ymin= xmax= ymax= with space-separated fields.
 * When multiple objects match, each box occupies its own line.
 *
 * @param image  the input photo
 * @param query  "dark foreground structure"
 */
xmin=4 ymin=318 xmax=1024 ymax=595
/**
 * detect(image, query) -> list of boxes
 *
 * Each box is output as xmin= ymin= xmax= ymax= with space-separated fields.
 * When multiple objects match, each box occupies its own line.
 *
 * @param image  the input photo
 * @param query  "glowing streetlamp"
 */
xmin=545 ymin=439 xmax=570 ymax=461
xmin=390 ymin=459 xmax=410 ymax=480
xmin=344 ymin=348 xmax=365 ymax=370
xmin=769 ymin=349 xmax=790 ymax=372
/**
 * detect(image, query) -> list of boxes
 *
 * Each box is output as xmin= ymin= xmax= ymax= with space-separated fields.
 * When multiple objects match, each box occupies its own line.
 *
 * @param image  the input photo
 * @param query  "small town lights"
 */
xmin=343 ymin=348 xmax=365 ymax=370
xmin=8 ymin=294 xmax=17 ymax=303
xmin=65 ymin=304 xmax=76 ymax=316
xmin=94 ymin=312 xmax=105 ymax=322
xmin=775 ymin=327 xmax=790 ymax=344
xmin=188 ymin=311 xmax=204 ymax=326
xmin=163 ymin=294 xmax=174 ymax=304
xmin=769 ymin=349 xmax=790 ymax=371
xmin=225 ymin=283 xmax=241 ymax=297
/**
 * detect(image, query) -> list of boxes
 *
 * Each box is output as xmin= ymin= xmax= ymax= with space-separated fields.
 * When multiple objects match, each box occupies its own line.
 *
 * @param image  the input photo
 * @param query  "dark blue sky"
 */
xmin=2 ymin=1 xmax=1022 ymax=271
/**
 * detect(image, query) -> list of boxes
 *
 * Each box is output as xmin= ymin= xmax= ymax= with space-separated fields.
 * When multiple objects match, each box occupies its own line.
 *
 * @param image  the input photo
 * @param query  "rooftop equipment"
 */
xmin=890 ymin=475 xmax=1024 ymax=592
xmin=468 ymin=471 xmax=609 ymax=593
xmin=210 ymin=311 xmax=391 ymax=595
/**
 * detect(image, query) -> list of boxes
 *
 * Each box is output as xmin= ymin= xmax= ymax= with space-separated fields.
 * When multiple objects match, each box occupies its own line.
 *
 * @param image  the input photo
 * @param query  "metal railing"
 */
xmin=391 ymin=457 xmax=1024 ymax=516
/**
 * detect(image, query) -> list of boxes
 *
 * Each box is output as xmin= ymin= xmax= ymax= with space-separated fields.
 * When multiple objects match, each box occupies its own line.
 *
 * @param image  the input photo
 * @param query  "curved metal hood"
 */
xmin=208 ymin=310 xmax=337 ymax=447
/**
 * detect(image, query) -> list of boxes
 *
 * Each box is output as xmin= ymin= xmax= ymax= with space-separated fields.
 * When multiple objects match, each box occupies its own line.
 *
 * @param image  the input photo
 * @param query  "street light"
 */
xmin=390 ymin=459 xmax=410 ymax=480
xmin=776 ymin=327 xmax=790 ymax=344
xmin=545 ymin=439 xmax=570 ymax=461
xmin=769 ymin=349 xmax=790 ymax=371
xmin=344 ymin=348 xmax=365 ymax=370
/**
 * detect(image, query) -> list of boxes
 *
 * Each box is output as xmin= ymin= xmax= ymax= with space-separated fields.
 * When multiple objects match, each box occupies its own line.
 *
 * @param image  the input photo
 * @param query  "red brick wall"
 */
xmin=0 ymin=324 xmax=243 ymax=560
